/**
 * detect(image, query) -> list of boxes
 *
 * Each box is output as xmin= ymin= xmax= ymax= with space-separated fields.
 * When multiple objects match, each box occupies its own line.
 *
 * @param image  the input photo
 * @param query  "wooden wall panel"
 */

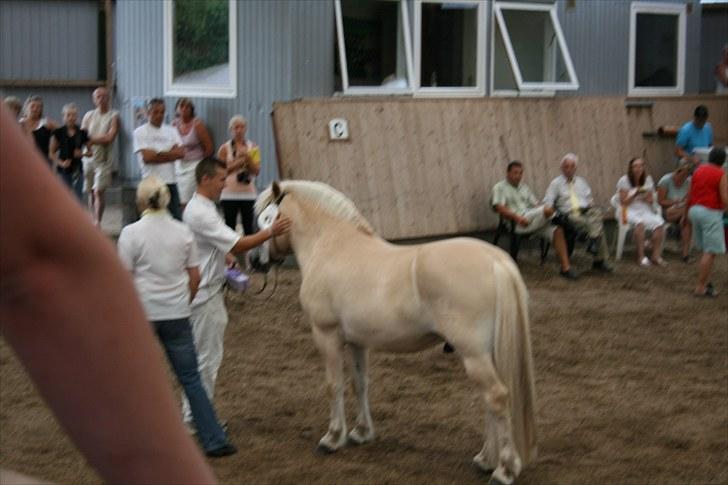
xmin=273 ymin=96 xmax=727 ymax=240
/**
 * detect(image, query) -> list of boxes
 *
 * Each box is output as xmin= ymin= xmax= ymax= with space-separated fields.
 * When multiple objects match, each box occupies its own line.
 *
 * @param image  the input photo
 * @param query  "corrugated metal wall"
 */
xmin=699 ymin=6 xmax=728 ymax=93
xmin=0 ymin=0 xmax=101 ymax=119
xmin=0 ymin=0 xmax=100 ymax=81
xmin=557 ymin=0 xmax=702 ymax=96
xmin=115 ymin=0 xmax=335 ymax=186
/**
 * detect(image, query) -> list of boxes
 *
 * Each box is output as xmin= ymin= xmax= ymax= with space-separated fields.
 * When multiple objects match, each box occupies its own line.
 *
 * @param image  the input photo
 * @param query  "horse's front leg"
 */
xmin=348 ymin=344 xmax=375 ymax=445
xmin=312 ymin=325 xmax=348 ymax=453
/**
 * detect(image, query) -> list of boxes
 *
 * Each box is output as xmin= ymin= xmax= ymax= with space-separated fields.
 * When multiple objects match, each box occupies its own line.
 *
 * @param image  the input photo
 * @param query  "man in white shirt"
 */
xmin=133 ymin=98 xmax=184 ymax=219
xmin=181 ymin=157 xmax=291 ymax=424
xmin=81 ymin=87 xmax=118 ymax=227
xmin=543 ymin=153 xmax=612 ymax=272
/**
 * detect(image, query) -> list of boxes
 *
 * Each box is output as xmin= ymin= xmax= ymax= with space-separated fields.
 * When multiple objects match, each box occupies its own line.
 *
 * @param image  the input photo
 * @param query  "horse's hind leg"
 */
xmin=348 ymin=344 xmax=375 ymax=445
xmin=463 ymin=354 xmax=521 ymax=485
xmin=312 ymin=325 xmax=348 ymax=453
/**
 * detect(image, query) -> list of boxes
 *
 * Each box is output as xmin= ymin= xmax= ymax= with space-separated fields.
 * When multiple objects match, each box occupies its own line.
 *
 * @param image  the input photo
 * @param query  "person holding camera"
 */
xmin=616 ymin=157 xmax=666 ymax=267
xmin=216 ymin=115 xmax=260 ymax=235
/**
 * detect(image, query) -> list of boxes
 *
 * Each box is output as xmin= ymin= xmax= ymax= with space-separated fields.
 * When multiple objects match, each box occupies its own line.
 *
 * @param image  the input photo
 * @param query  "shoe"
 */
xmin=639 ymin=256 xmax=651 ymax=267
xmin=559 ymin=268 xmax=578 ymax=280
xmin=442 ymin=342 xmax=455 ymax=353
xmin=592 ymin=260 xmax=613 ymax=273
xmin=586 ymin=238 xmax=599 ymax=255
xmin=681 ymin=255 xmax=691 ymax=263
xmin=650 ymin=257 xmax=667 ymax=267
xmin=206 ymin=443 xmax=237 ymax=458
xmin=693 ymin=285 xmax=718 ymax=298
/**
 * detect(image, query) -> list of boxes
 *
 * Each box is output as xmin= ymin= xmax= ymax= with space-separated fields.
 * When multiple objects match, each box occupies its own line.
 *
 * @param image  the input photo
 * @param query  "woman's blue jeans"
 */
xmin=153 ymin=318 xmax=228 ymax=451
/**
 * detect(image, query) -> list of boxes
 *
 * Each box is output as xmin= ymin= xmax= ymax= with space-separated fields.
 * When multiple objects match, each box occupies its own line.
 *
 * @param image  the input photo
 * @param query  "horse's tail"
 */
xmin=492 ymin=258 xmax=538 ymax=465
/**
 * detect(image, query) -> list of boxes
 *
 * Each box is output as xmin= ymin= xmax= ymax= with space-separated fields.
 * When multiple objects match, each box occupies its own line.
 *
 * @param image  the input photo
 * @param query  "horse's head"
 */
xmin=251 ymin=181 xmax=291 ymax=273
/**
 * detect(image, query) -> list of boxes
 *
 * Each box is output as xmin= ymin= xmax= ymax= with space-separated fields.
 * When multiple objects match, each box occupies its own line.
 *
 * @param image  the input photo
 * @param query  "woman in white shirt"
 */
xmin=118 ymin=176 xmax=236 ymax=458
xmin=616 ymin=157 xmax=666 ymax=266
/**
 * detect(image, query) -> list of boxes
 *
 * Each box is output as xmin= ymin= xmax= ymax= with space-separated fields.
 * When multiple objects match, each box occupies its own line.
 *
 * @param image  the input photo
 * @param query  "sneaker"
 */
xmin=650 ymin=257 xmax=667 ymax=267
xmin=206 ymin=443 xmax=237 ymax=458
xmin=592 ymin=260 xmax=613 ymax=273
xmin=639 ymin=256 xmax=651 ymax=267
xmin=586 ymin=238 xmax=599 ymax=256
xmin=559 ymin=268 xmax=579 ymax=280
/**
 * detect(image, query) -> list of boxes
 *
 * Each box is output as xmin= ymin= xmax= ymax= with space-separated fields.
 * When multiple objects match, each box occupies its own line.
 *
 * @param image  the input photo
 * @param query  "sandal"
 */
xmin=693 ymin=286 xmax=719 ymax=298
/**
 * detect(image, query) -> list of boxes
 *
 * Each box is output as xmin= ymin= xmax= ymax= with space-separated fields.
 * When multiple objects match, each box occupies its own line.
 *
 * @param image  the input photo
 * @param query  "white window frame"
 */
xmin=628 ymin=2 xmax=685 ymax=96
xmin=414 ymin=0 xmax=486 ymax=97
xmin=490 ymin=1 xmax=579 ymax=96
xmin=335 ymin=0 xmax=414 ymax=95
xmin=163 ymin=0 xmax=237 ymax=98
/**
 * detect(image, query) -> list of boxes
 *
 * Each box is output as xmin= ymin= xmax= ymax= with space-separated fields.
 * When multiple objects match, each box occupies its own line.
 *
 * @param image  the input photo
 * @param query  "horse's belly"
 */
xmin=342 ymin=318 xmax=441 ymax=353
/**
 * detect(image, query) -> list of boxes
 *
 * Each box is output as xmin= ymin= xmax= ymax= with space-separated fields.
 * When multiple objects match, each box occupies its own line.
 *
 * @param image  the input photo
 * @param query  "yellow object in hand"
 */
xmin=249 ymin=146 xmax=261 ymax=170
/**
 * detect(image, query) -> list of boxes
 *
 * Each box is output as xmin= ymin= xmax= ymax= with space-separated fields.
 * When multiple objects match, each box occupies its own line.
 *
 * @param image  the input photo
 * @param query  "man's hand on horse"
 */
xmin=271 ymin=215 xmax=292 ymax=237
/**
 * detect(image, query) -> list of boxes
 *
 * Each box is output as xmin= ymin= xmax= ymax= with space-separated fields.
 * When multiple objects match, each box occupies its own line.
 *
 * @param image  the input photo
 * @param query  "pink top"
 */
xmin=221 ymin=139 xmax=258 ymax=201
xmin=173 ymin=118 xmax=205 ymax=162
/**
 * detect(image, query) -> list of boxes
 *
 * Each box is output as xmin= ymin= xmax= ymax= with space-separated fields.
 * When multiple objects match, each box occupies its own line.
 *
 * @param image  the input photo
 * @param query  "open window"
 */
xmin=414 ymin=0 xmax=485 ymax=96
xmin=492 ymin=2 xmax=578 ymax=95
xmin=335 ymin=0 xmax=414 ymax=95
xmin=628 ymin=2 xmax=685 ymax=96
xmin=163 ymin=0 xmax=236 ymax=98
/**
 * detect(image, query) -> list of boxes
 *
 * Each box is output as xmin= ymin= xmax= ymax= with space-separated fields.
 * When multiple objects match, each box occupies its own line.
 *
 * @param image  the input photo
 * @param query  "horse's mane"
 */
xmin=256 ymin=180 xmax=375 ymax=235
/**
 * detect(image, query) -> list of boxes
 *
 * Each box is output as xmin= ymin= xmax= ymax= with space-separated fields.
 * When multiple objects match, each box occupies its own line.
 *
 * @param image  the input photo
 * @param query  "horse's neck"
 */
xmin=288 ymin=199 xmax=363 ymax=275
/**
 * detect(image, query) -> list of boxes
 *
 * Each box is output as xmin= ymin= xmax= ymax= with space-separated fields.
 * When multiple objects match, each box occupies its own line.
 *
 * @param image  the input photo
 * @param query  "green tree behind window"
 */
xmin=174 ymin=0 xmax=229 ymax=77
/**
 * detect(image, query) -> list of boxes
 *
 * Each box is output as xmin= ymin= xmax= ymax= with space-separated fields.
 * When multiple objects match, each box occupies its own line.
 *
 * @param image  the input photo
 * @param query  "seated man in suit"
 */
xmin=543 ymin=153 xmax=612 ymax=273
xmin=492 ymin=160 xmax=576 ymax=279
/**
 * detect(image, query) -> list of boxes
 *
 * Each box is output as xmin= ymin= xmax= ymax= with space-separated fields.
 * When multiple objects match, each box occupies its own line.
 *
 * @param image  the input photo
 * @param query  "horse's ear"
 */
xmin=272 ymin=180 xmax=282 ymax=200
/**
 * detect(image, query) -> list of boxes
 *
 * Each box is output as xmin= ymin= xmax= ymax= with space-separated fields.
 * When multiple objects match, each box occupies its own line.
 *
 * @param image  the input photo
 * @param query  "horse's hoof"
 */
xmin=347 ymin=427 xmax=374 ymax=446
xmin=472 ymin=461 xmax=494 ymax=476
xmin=315 ymin=443 xmax=336 ymax=455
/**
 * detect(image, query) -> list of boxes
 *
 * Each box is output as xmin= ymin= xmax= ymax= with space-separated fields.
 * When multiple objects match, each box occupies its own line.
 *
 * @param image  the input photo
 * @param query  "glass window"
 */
xmin=414 ymin=0 xmax=485 ymax=96
xmin=164 ymin=0 xmax=237 ymax=98
xmin=492 ymin=2 xmax=578 ymax=94
xmin=629 ymin=2 xmax=685 ymax=95
xmin=335 ymin=0 xmax=413 ymax=94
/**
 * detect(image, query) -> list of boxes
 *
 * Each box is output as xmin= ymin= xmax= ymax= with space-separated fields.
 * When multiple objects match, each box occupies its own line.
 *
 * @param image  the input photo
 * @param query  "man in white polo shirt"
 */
xmin=181 ymin=157 xmax=291 ymax=425
xmin=133 ymin=98 xmax=184 ymax=219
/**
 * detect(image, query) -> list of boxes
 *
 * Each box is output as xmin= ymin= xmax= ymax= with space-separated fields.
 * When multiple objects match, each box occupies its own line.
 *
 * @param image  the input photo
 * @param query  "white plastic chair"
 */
xmin=611 ymin=194 xmax=631 ymax=260
xmin=611 ymin=192 xmax=663 ymax=260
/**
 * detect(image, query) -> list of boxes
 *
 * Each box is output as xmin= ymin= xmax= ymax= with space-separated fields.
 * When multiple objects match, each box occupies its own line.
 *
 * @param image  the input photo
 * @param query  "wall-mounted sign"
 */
xmin=328 ymin=118 xmax=349 ymax=140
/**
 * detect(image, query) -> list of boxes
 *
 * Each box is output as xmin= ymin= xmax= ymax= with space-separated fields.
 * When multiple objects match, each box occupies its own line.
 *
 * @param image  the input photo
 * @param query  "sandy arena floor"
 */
xmin=1 ymin=242 xmax=726 ymax=484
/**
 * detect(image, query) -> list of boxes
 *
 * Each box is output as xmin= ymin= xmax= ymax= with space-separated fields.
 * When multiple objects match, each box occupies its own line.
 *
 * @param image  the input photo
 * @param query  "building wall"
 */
xmin=273 ymin=95 xmax=727 ymax=239
xmin=114 ymin=0 xmax=335 ymax=186
xmin=0 ymin=0 xmax=102 ymax=119
xmin=557 ymin=0 xmax=702 ymax=96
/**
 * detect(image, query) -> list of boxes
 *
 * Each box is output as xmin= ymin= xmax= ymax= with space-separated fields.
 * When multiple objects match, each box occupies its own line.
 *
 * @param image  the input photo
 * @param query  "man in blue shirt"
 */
xmin=675 ymin=105 xmax=713 ymax=165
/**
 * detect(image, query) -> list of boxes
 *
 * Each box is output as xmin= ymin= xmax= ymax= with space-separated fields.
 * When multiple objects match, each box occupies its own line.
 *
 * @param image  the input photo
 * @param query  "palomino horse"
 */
xmin=254 ymin=181 xmax=537 ymax=484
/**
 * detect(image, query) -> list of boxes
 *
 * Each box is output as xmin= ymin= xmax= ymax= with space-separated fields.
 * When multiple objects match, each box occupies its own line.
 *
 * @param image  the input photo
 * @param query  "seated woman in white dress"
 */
xmin=616 ymin=157 xmax=666 ymax=266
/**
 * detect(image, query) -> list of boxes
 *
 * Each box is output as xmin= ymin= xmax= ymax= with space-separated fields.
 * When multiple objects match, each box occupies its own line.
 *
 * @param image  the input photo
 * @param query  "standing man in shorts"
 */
xmin=82 ymin=87 xmax=119 ymax=227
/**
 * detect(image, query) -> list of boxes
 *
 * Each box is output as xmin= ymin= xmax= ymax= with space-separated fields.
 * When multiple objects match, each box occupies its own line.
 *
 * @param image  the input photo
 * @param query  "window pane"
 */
xmin=173 ymin=0 xmax=230 ymax=86
xmin=500 ymin=9 xmax=570 ymax=84
xmin=420 ymin=3 xmax=478 ymax=87
xmin=340 ymin=0 xmax=408 ymax=88
xmin=493 ymin=20 xmax=518 ymax=90
xmin=635 ymin=13 xmax=678 ymax=88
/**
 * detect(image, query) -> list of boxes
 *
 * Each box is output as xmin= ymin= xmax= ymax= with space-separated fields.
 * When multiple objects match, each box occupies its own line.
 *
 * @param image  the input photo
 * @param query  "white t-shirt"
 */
xmin=183 ymin=192 xmax=240 ymax=307
xmin=118 ymin=211 xmax=199 ymax=321
xmin=133 ymin=123 xmax=182 ymax=183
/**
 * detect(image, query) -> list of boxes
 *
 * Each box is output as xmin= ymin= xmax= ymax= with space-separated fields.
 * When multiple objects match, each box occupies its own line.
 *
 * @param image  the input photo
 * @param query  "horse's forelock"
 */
xmin=256 ymin=180 xmax=374 ymax=234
